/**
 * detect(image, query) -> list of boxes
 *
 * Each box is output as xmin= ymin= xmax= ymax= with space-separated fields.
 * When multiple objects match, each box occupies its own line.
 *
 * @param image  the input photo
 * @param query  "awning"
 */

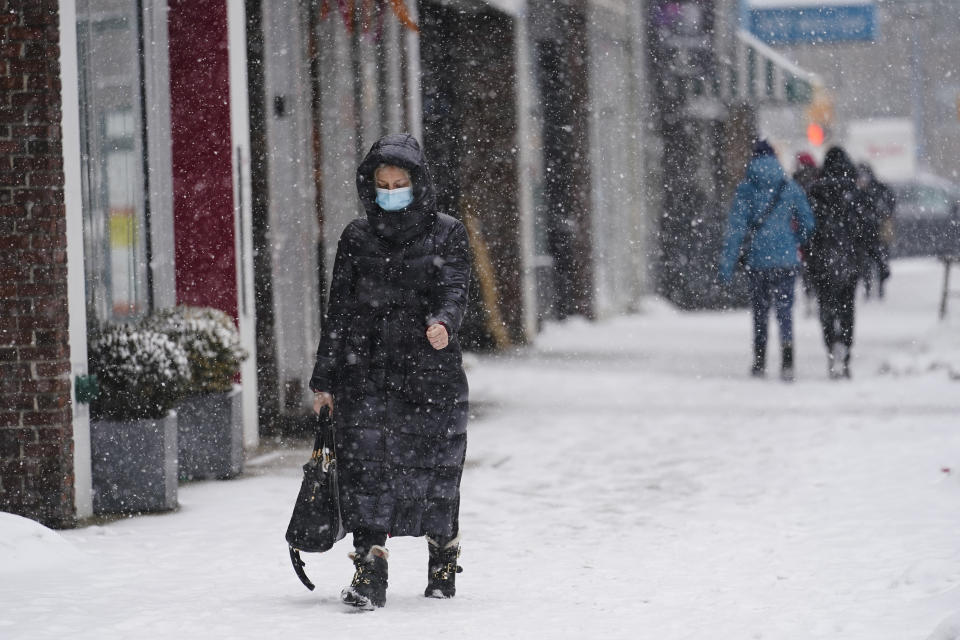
xmin=722 ymin=28 xmax=822 ymax=105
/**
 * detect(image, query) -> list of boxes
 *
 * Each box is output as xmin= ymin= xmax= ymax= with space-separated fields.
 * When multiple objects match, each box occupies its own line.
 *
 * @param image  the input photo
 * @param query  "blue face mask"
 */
xmin=375 ymin=186 xmax=413 ymax=211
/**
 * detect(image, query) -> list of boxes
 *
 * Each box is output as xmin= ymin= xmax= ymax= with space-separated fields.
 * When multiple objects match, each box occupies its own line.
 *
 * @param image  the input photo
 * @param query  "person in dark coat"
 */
xmin=856 ymin=162 xmax=895 ymax=299
xmin=805 ymin=146 xmax=877 ymax=379
xmin=309 ymin=133 xmax=471 ymax=609
xmin=720 ymin=140 xmax=815 ymax=381
xmin=792 ymin=151 xmax=819 ymax=193
xmin=792 ymin=152 xmax=820 ymax=312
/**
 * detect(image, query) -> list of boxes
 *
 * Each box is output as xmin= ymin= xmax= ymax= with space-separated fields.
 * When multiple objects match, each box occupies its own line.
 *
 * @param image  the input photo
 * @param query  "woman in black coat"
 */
xmin=806 ymin=146 xmax=876 ymax=379
xmin=309 ymin=134 xmax=471 ymax=609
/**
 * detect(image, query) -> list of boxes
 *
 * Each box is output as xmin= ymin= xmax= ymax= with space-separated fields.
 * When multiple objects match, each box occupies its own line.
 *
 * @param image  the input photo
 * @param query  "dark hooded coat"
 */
xmin=309 ymin=134 xmax=470 ymax=538
xmin=805 ymin=147 xmax=875 ymax=289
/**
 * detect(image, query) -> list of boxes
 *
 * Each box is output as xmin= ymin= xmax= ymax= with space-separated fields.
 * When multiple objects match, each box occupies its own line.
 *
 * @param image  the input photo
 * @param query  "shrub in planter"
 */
xmin=88 ymin=325 xmax=191 ymax=514
xmin=90 ymin=325 xmax=191 ymax=421
xmin=147 ymin=306 xmax=249 ymax=480
xmin=145 ymin=306 xmax=247 ymax=394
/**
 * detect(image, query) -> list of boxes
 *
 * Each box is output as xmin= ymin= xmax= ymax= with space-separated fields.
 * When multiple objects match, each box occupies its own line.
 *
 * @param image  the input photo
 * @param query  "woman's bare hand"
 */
xmin=426 ymin=323 xmax=449 ymax=350
xmin=313 ymin=391 xmax=334 ymax=416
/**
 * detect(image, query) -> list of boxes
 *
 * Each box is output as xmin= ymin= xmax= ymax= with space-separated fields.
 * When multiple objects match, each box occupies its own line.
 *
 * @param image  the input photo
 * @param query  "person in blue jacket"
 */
xmin=720 ymin=140 xmax=815 ymax=381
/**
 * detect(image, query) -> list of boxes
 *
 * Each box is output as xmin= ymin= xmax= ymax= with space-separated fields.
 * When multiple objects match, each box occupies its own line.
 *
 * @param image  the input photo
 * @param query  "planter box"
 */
xmin=177 ymin=387 xmax=244 ymax=481
xmin=91 ymin=412 xmax=178 ymax=514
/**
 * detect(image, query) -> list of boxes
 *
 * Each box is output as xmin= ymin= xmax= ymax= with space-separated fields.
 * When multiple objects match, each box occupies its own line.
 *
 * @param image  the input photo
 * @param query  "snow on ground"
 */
xmin=0 ymin=513 xmax=86 ymax=576
xmin=2 ymin=257 xmax=959 ymax=640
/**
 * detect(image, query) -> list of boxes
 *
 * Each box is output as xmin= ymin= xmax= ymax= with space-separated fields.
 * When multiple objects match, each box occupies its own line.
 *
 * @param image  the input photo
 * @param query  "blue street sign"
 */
xmin=749 ymin=4 xmax=876 ymax=44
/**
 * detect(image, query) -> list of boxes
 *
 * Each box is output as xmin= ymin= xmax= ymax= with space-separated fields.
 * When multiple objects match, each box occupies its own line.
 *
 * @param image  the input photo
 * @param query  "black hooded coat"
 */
xmin=309 ymin=134 xmax=470 ymax=538
xmin=805 ymin=147 xmax=874 ymax=289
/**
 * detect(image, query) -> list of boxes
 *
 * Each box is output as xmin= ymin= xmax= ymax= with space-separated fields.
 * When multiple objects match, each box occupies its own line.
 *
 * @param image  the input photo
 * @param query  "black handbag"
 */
xmin=285 ymin=408 xmax=346 ymax=590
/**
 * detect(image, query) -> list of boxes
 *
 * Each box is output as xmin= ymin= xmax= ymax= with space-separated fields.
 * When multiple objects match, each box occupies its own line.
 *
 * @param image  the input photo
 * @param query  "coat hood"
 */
xmin=745 ymin=155 xmax=786 ymax=189
xmin=820 ymin=146 xmax=857 ymax=188
xmin=356 ymin=134 xmax=437 ymax=243
xmin=811 ymin=147 xmax=858 ymax=210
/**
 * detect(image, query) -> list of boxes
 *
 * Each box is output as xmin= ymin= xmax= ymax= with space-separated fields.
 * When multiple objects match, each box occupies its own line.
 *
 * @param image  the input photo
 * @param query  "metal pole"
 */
xmin=941 ymin=258 xmax=951 ymax=320
xmin=907 ymin=0 xmax=927 ymax=167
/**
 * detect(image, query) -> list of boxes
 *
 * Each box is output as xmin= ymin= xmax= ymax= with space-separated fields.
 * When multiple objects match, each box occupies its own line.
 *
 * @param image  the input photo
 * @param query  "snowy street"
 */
xmin=3 ymin=257 xmax=960 ymax=640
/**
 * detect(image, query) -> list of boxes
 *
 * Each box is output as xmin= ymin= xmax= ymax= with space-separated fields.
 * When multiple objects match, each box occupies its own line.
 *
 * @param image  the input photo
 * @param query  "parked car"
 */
xmin=889 ymin=173 xmax=960 ymax=257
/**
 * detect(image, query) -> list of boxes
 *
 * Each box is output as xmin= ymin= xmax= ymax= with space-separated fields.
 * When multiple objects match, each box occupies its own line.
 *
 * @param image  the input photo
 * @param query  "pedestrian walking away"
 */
xmin=856 ymin=162 xmax=895 ymax=299
xmin=309 ymin=133 xmax=470 ymax=610
xmin=805 ymin=146 xmax=880 ymax=379
xmin=792 ymin=152 xmax=819 ymax=194
xmin=792 ymin=152 xmax=820 ymax=315
xmin=720 ymin=140 xmax=815 ymax=381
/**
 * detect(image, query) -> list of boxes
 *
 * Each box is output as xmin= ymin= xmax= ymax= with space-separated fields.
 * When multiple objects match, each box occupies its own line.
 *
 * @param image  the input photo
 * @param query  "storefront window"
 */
xmin=77 ymin=0 xmax=150 ymax=323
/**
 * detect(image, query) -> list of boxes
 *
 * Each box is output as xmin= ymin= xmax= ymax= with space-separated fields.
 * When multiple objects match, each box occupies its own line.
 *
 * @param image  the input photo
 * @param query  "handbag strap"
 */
xmin=311 ymin=407 xmax=334 ymax=460
xmin=739 ymin=179 xmax=787 ymax=260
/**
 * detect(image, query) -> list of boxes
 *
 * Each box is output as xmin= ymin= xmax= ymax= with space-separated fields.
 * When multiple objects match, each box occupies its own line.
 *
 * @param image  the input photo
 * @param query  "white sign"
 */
xmin=845 ymin=118 xmax=917 ymax=183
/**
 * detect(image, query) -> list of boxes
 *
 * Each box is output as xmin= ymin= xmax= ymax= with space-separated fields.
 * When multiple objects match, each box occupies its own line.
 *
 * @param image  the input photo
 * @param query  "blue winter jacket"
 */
xmin=720 ymin=155 xmax=815 ymax=281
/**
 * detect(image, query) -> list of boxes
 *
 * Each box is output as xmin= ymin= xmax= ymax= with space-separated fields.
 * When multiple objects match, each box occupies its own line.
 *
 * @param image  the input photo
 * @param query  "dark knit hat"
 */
xmin=751 ymin=139 xmax=776 ymax=158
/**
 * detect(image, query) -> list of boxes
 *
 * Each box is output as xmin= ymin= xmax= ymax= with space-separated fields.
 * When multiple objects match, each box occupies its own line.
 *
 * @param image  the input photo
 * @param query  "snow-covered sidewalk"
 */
xmin=3 ymin=258 xmax=960 ymax=640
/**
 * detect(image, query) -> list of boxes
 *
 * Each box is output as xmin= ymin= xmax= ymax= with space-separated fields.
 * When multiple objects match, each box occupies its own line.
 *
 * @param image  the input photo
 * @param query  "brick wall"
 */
xmin=0 ymin=0 xmax=75 ymax=528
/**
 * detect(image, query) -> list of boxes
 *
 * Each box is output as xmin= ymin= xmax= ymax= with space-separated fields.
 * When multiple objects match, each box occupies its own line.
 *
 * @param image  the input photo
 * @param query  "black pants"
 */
xmin=817 ymin=281 xmax=857 ymax=349
xmin=352 ymin=529 xmax=388 ymax=556
xmin=748 ymin=268 xmax=796 ymax=359
xmin=353 ymin=502 xmax=460 ymax=554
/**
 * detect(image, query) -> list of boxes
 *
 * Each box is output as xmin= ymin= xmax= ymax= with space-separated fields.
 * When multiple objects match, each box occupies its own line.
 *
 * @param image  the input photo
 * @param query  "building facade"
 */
xmin=646 ymin=0 xmax=821 ymax=308
xmin=2 ymin=0 xmax=656 ymax=525
xmin=0 ymin=0 xmax=77 ymax=528
xmin=1 ymin=0 xmax=256 ymax=526
xmin=251 ymin=0 xmax=655 ymax=426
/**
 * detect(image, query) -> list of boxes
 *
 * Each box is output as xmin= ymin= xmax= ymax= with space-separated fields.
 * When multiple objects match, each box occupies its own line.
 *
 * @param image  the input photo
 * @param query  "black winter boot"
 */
xmin=828 ymin=343 xmax=847 ymax=380
xmin=341 ymin=545 xmax=388 ymax=610
xmin=780 ymin=343 xmax=794 ymax=382
xmin=424 ymin=535 xmax=462 ymax=599
xmin=751 ymin=347 xmax=766 ymax=378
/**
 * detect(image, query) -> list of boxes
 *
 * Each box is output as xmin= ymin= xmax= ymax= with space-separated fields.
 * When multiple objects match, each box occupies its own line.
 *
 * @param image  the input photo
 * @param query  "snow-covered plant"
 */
xmin=145 ymin=306 xmax=248 ymax=395
xmin=89 ymin=325 xmax=191 ymax=420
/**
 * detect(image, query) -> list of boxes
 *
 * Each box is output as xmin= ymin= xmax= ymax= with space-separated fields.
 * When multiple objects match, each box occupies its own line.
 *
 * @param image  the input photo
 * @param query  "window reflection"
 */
xmin=77 ymin=1 xmax=149 ymax=323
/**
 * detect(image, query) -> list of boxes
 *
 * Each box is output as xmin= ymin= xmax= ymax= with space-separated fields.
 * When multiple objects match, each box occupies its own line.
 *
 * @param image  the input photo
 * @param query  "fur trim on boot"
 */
xmin=341 ymin=545 xmax=389 ymax=610
xmin=425 ymin=534 xmax=462 ymax=599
